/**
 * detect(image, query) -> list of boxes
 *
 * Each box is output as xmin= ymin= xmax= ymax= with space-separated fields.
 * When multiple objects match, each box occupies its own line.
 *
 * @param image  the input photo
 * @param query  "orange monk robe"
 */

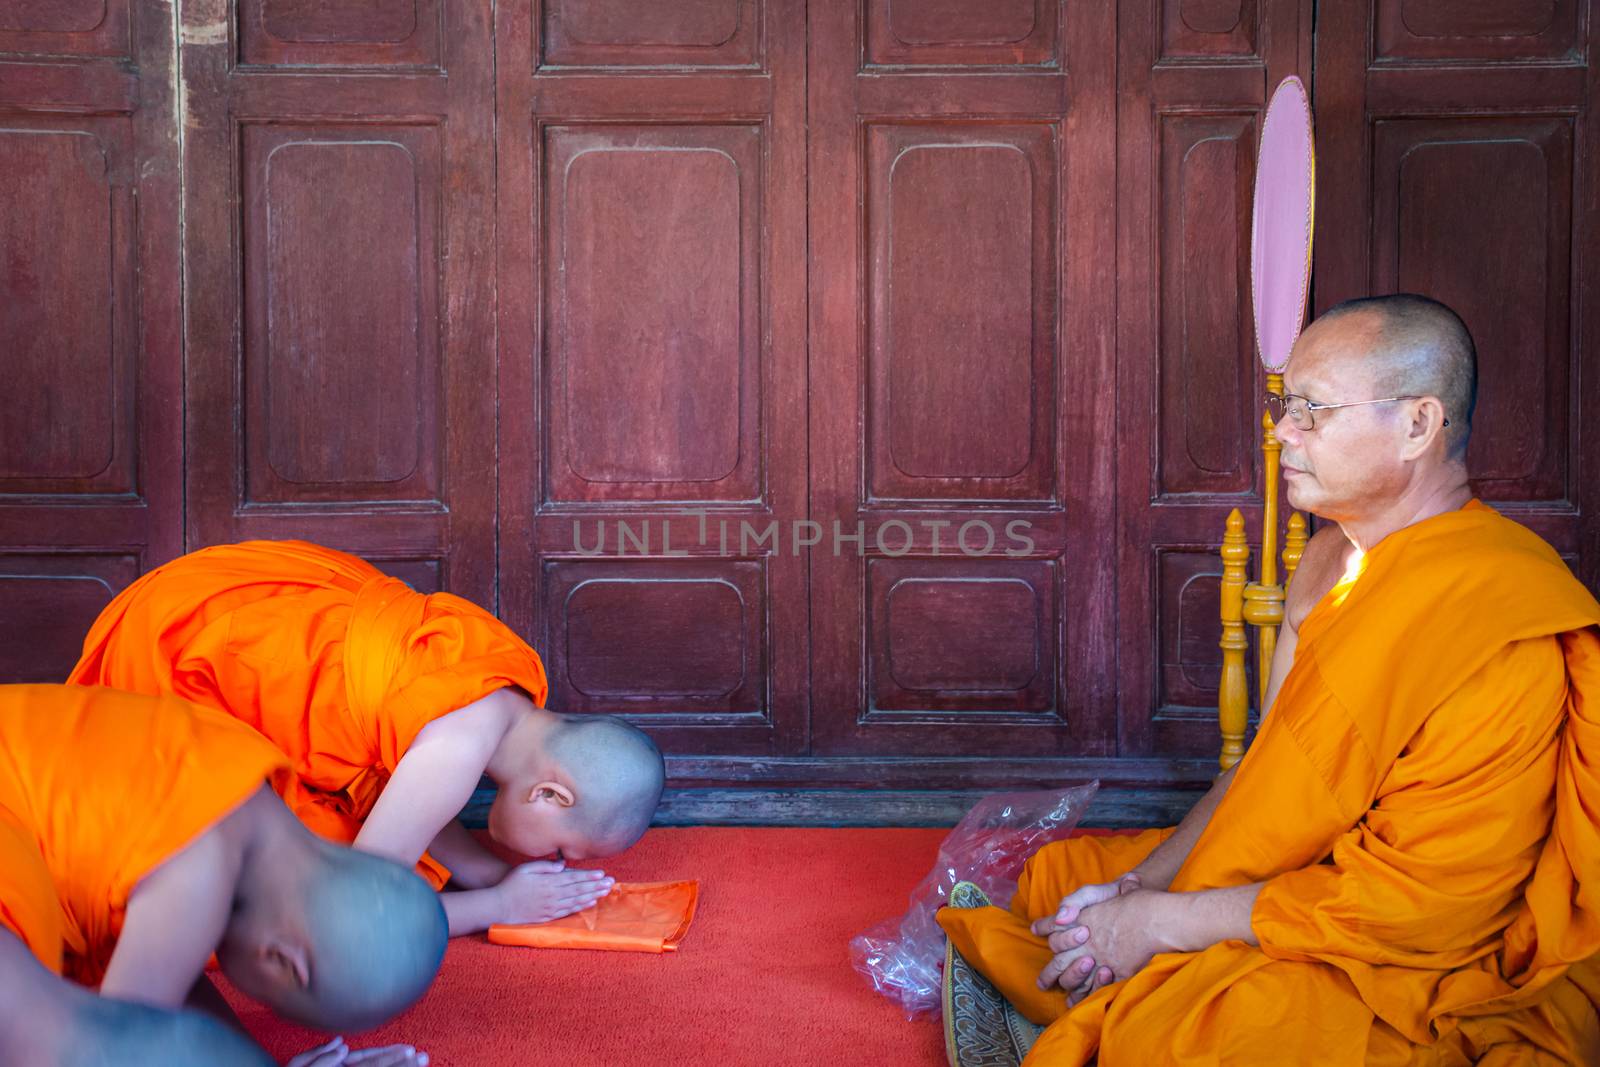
xmin=67 ymin=540 xmax=550 ymax=890
xmin=0 ymin=685 xmax=290 ymax=985
xmin=940 ymin=502 xmax=1600 ymax=1065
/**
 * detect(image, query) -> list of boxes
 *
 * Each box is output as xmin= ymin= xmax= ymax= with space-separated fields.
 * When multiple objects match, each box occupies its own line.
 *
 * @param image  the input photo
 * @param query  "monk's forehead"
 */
xmin=1284 ymin=313 xmax=1384 ymax=394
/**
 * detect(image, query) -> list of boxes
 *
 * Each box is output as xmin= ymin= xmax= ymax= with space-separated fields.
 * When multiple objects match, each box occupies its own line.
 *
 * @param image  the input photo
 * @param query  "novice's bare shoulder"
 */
xmin=419 ymin=686 xmax=525 ymax=747
xmin=1285 ymin=525 xmax=1354 ymax=630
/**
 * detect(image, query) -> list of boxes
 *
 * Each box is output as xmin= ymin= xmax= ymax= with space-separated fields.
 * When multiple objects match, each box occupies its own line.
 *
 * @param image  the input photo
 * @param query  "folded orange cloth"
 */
xmin=488 ymin=880 xmax=699 ymax=954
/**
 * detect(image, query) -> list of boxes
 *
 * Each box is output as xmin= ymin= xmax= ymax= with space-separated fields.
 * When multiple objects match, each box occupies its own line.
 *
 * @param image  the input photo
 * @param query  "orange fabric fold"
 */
xmin=942 ymin=502 xmax=1600 ymax=1065
xmin=0 ymin=685 xmax=289 ymax=984
xmin=67 ymin=540 xmax=550 ymax=890
xmin=488 ymin=881 xmax=700 ymax=954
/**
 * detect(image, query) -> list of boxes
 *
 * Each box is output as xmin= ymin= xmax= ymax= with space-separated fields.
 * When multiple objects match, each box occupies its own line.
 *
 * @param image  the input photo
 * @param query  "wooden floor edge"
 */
xmin=462 ymin=786 xmax=1205 ymax=830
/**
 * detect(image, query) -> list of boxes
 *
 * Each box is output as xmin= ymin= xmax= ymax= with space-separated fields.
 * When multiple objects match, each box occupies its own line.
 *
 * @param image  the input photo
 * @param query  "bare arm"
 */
xmin=1260 ymin=607 xmax=1301 ymax=716
xmin=1153 ymin=883 xmax=1264 ymax=951
xmin=426 ymin=817 xmax=512 ymax=891
xmin=356 ymin=700 xmax=611 ymax=937
xmin=1125 ymin=763 xmax=1237 ymax=892
xmin=354 ymin=716 xmax=511 ymax=938
xmin=353 ymin=702 xmax=501 ymax=870
xmin=1262 ymin=524 xmax=1349 ymax=716
xmin=439 ymin=886 xmax=514 ymax=937
xmin=100 ymin=804 xmax=243 ymax=1008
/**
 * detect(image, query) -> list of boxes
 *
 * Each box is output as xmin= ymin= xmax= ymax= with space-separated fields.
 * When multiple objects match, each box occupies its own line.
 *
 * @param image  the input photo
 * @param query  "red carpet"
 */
xmin=222 ymin=827 xmax=950 ymax=1066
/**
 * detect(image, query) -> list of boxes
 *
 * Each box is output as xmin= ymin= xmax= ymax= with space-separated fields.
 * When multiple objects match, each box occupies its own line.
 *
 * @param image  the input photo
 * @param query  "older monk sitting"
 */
xmin=938 ymin=295 xmax=1600 ymax=1066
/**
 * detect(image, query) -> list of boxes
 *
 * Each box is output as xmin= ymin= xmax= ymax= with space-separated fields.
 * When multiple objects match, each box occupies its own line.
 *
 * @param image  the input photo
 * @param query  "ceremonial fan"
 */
xmin=1217 ymin=77 xmax=1314 ymax=770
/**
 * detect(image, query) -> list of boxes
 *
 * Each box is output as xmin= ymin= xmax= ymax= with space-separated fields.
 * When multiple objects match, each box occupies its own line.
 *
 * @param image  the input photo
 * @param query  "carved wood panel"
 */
xmin=865 ymin=123 xmax=1058 ymax=504
xmin=7 ymin=0 xmax=1596 ymax=792
xmin=238 ymin=0 xmax=442 ymax=69
xmin=240 ymin=125 xmax=443 ymax=505
xmin=863 ymin=0 xmax=1059 ymax=67
xmin=809 ymin=0 xmax=1116 ymax=758
xmin=495 ymin=0 xmax=809 ymax=756
xmin=1370 ymin=117 xmax=1573 ymax=502
xmin=539 ymin=0 xmax=761 ymax=69
xmin=180 ymin=0 xmax=497 ymax=604
xmin=0 ymin=0 xmax=182 ymax=682
xmin=1316 ymin=0 xmax=1597 ymax=598
xmin=542 ymin=124 xmax=763 ymax=505
xmin=1374 ymin=0 xmax=1581 ymax=63
xmin=0 ymin=0 xmax=130 ymax=58
xmin=1116 ymin=0 xmax=1308 ymax=758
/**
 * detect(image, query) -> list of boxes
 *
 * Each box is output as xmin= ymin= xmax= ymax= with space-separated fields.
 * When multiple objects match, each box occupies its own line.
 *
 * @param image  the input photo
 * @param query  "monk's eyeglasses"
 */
xmin=1265 ymin=393 xmax=1449 ymax=432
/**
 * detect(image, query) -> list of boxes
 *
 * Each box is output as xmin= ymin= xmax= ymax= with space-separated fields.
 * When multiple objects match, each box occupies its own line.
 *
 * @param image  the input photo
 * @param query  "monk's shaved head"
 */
xmin=223 ymin=842 xmax=447 ymax=1032
xmin=1317 ymin=294 xmax=1478 ymax=458
xmin=296 ymin=845 xmax=448 ymax=1029
xmin=549 ymin=715 xmax=665 ymax=853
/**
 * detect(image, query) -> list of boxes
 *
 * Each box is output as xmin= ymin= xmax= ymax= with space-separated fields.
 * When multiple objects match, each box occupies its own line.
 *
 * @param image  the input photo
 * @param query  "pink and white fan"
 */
xmin=1251 ymin=76 xmax=1315 ymax=373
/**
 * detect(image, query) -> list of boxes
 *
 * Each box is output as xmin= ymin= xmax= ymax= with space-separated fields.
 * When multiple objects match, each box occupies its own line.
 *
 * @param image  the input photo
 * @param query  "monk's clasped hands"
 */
xmin=1034 ymin=883 xmax=1175 ymax=1006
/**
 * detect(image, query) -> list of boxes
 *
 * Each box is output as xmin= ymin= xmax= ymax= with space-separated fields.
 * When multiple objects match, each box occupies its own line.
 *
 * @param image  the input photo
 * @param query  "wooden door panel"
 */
xmin=808 ymin=0 xmax=1118 ymax=759
xmin=181 ymin=0 xmax=497 ymax=606
xmin=1373 ymin=0 xmax=1582 ymax=62
xmin=1315 ymin=0 xmax=1597 ymax=588
xmin=868 ymin=558 xmax=1057 ymax=715
xmin=1155 ymin=113 xmax=1259 ymax=498
xmin=861 ymin=0 xmax=1059 ymax=68
xmin=542 ymin=123 xmax=763 ymax=504
xmin=1152 ymin=545 xmax=1263 ymax=752
xmin=0 ymin=0 xmax=130 ymax=57
xmin=0 ymin=118 xmax=133 ymax=492
xmin=1114 ymin=0 xmax=1308 ymax=758
xmin=1161 ymin=0 xmax=1262 ymax=58
xmin=496 ymin=0 xmax=809 ymax=757
xmin=0 ymin=555 xmax=139 ymax=682
xmin=865 ymin=123 xmax=1058 ymax=504
xmin=237 ymin=0 xmax=442 ymax=68
xmin=542 ymin=558 xmax=770 ymax=727
xmin=539 ymin=0 xmax=762 ymax=69
xmin=0 ymin=2 xmax=181 ymax=683
xmin=240 ymin=124 xmax=443 ymax=506
xmin=1370 ymin=117 xmax=1573 ymax=504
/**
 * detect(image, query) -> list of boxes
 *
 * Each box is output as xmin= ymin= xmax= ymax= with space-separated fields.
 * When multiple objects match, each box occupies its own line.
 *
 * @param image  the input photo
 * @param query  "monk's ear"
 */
xmin=1400 ymin=397 xmax=1447 ymax=460
xmin=527 ymin=780 xmax=576 ymax=808
xmin=259 ymin=939 xmax=311 ymax=990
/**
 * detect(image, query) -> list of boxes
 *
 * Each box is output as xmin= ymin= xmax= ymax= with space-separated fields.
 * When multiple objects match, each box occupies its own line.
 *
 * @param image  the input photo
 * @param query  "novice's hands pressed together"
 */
xmin=287 ymin=1036 xmax=429 ymax=1067
xmin=494 ymin=859 xmax=614 ymax=924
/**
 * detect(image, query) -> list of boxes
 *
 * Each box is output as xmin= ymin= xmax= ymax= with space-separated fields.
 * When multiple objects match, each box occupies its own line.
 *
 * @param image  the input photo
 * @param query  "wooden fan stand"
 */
xmin=1218 ymin=373 xmax=1307 ymax=771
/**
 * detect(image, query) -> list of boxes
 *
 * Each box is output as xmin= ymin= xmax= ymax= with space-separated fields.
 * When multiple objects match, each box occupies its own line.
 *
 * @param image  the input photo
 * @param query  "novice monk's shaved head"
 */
xmin=222 ymin=832 xmax=447 ymax=1031
xmin=488 ymin=712 xmax=665 ymax=861
xmin=549 ymin=715 xmax=667 ymax=853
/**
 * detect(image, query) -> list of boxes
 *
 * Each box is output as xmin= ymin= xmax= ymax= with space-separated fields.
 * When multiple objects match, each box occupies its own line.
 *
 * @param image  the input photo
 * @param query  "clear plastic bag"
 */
xmin=848 ymin=781 xmax=1099 ymax=1018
